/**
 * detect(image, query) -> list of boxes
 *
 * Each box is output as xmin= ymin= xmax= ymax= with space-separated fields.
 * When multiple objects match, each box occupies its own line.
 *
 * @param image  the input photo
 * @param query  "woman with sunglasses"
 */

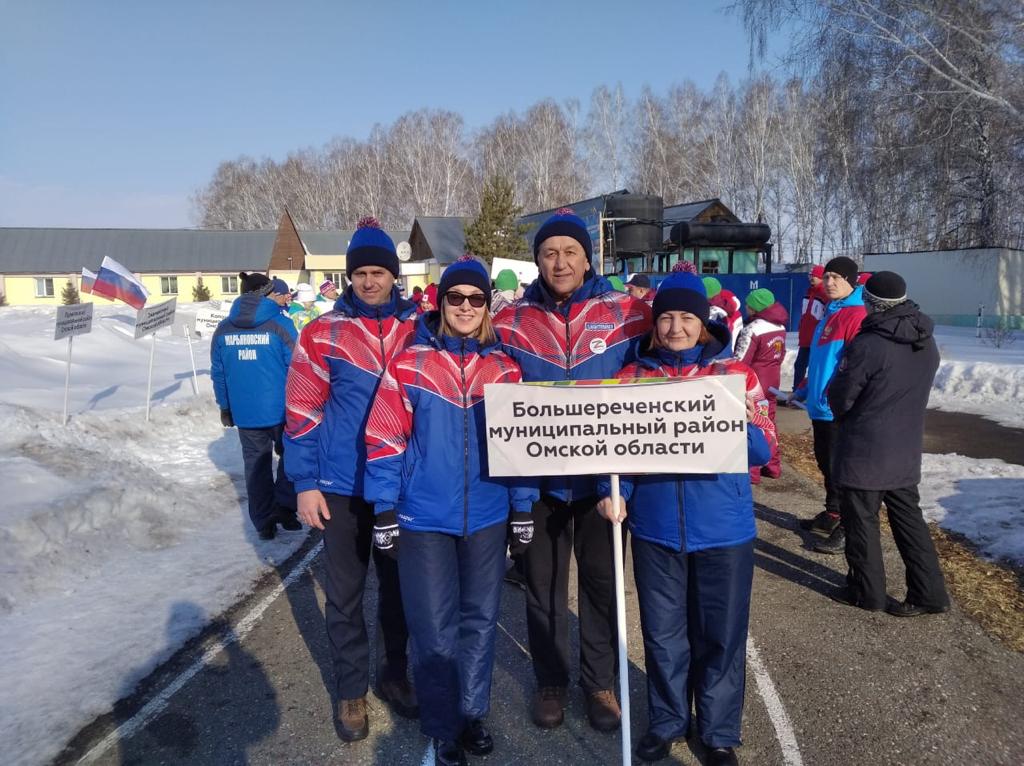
xmin=596 ymin=264 xmax=776 ymax=766
xmin=364 ymin=255 xmax=537 ymax=766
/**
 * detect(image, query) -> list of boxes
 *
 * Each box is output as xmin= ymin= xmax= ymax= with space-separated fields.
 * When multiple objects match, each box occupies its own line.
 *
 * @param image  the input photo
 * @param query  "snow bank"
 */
xmin=0 ymin=305 xmax=306 ymax=766
xmin=782 ymin=326 xmax=1024 ymax=429
xmin=921 ymin=454 xmax=1024 ymax=565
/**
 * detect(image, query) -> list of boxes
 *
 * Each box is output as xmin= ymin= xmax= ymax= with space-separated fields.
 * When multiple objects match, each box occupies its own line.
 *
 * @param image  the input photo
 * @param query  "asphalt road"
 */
xmin=58 ymin=410 xmax=1024 ymax=766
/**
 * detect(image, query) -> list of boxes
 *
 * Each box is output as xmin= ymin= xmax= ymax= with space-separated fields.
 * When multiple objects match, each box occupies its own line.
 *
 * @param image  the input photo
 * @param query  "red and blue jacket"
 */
xmin=364 ymin=314 xmax=538 ymax=535
xmin=600 ymin=325 xmax=776 ymax=553
xmin=211 ymin=293 xmax=297 ymax=428
xmin=794 ymin=287 xmax=866 ymax=421
xmin=733 ymin=301 xmax=789 ymax=396
xmin=493 ymin=272 xmax=652 ymax=502
xmin=284 ymin=287 xmax=418 ymax=496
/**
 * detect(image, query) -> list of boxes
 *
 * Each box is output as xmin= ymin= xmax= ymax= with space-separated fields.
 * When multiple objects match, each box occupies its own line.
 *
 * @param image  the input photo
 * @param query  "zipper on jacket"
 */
xmin=460 ymin=339 xmax=470 ymax=538
xmin=563 ymin=314 xmax=573 ymax=503
xmin=376 ymin=309 xmax=386 ymax=365
xmin=676 ymin=480 xmax=685 ymax=550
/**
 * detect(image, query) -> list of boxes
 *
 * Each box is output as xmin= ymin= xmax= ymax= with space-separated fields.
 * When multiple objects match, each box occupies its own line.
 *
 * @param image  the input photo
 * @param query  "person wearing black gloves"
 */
xmin=365 ymin=256 xmax=537 ymax=766
xmin=211 ymin=272 xmax=298 ymax=540
xmin=827 ymin=271 xmax=950 ymax=616
xmin=284 ymin=218 xmax=419 ymax=740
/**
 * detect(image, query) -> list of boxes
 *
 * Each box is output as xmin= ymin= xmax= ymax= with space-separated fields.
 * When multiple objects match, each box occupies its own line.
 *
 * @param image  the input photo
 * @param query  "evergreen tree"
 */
xmin=192 ymin=277 xmax=212 ymax=301
xmin=463 ymin=176 xmax=530 ymax=266
xmin=61 ymin=281 xmax=81 ymax=305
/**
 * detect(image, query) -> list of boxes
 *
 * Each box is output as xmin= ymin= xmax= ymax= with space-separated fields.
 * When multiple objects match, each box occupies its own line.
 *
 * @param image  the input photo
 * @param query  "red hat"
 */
xmin=810 ymin=264 xmax=825 ymax=279
xmin=424 ymin=283 xmax=438 ymax=306
xmin=857 ymin=272 xmax=872 ymax=285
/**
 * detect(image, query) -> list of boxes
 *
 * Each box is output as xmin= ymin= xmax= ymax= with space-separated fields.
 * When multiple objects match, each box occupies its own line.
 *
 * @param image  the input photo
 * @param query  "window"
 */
xmin=323 ymin=272 xmax=344 ymax=288
xmin=221 ymin=275 xmax=239 ymax=294
xmin=161 ymin=276 xmax=178 ymax=295
xmin=35 ymin=277 xmax=54 ymax=298
xmin=700 ymin=260 xmax=720 ymax=274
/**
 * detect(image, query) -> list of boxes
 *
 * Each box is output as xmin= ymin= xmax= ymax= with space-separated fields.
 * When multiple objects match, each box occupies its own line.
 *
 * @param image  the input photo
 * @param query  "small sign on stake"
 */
xmin=134 ymin=297 xmax=177 ymax=339
xmin=54 ymin=303 xmax=95 ymax=425
xmin=54 ymin=302 xmax=94 ymax=341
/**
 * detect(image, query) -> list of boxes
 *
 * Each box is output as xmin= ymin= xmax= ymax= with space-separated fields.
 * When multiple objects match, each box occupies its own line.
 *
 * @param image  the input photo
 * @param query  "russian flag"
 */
xmin=93 ymin=256 xmax=149 ymax=310
xmin=80 ymin=268 xmax=97 ymax=295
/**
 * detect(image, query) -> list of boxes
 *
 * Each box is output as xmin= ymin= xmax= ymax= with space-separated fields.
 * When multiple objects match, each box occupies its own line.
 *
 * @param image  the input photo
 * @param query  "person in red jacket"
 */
xmin=734 ymin=288 xmax=788 ymax=484
xmin=703 ymin=277 xmax=742 ymax=353
xmin=794 ymin=264 xmax=827 ymax=389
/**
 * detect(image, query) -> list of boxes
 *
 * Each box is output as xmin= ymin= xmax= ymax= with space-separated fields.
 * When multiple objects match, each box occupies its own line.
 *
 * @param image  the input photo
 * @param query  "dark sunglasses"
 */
xmin=444 ymin=291 xmax=487 ymax=308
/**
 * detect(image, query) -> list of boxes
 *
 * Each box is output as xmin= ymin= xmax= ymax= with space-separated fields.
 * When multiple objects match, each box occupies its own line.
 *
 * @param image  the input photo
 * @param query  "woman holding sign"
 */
xmin=364 ymin=255 xmax=538 ymax=766
xmin=597 ymin=264 xmax=776 ymax=766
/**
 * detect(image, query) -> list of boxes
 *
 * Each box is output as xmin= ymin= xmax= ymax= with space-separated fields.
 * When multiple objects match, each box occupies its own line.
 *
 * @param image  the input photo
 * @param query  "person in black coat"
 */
xmin=827 ymin=271 xmax=950 ymax=617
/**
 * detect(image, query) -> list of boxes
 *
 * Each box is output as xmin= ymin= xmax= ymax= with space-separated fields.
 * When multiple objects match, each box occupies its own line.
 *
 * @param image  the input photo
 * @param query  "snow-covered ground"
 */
xmin=0 ymin=305 xmax=1021 ymax=766
xmin=0 ymin=304 xmax=306 ymax=766
xmin=783 ymin=326 xmax=1024 ymax=429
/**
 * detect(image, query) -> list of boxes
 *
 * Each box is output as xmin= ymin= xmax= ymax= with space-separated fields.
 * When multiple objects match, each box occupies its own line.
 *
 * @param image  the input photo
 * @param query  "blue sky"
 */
xmin=0 ymin=0 xmax=778 ymax=228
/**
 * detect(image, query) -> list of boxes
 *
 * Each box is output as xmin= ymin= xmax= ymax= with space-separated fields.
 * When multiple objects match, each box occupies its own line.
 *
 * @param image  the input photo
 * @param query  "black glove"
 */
xmin=508 ymin=510 xmax=534 ymax=557
xmin=373 ymin=510 xmax=400 ymax=559
xmin=220 ymin=409 xmax=234 ymax=427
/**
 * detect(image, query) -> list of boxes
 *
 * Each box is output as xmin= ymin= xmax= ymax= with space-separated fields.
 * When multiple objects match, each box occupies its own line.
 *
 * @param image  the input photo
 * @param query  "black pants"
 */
xmin=793 ymin=346 xmax=811 ymax=390
xmin=811 ymin=419 xmax=841 ymax=519
xmin=321 ymin=493 xmax=409 ymax=700
xmin=524 ymin=495 xmax=617 ymax=694
xmin=237 ymin=424 xmax=295 ymax=530
xmin=839 ymin=486 xmax=949 ymax=610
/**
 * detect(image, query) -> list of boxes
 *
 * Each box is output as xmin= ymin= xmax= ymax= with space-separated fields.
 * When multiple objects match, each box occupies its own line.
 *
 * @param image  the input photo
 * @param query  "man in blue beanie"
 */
xmin=285 ymin=216 xmax=419 ymax=742
xmin=493 ymin=208 xmax=652 ymax=733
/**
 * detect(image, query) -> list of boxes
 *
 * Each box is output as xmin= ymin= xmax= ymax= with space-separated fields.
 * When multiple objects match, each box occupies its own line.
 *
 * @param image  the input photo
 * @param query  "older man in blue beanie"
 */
xmin=285 ymin=217 xmax=419 ymax=742
xmin=493 ymin=208 xmax=651 ymax=733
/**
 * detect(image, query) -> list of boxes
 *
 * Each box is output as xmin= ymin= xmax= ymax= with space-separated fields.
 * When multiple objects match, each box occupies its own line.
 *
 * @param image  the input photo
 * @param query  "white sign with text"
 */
xmin=54 ymin=303 xmax=94 ymax=341
xmin=484 ymin=375 xmax=748 ymax=477
xmin=134 ymin=298 xmax=177 ymax=339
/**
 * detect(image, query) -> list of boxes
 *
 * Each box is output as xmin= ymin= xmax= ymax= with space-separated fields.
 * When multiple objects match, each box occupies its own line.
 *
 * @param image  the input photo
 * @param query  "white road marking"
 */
xmin=747 ymin=634 xmax=804 ymax=766
xmin=497 ymin=621 xmax=531 ymax=658
xmin=76 ymin=542 xmax=802 ymax=766
xmin=76 ymin=541 xmax=324 ymax=765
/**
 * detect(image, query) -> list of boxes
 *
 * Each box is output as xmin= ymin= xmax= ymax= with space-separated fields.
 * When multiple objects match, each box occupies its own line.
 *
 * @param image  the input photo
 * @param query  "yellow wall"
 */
xmin=0 ymin=272 xmax=263 ymax=306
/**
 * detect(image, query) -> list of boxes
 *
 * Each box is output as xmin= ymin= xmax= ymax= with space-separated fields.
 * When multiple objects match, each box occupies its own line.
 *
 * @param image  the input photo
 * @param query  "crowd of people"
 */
xmin=208 ymin=211 xmax=947 ymax=765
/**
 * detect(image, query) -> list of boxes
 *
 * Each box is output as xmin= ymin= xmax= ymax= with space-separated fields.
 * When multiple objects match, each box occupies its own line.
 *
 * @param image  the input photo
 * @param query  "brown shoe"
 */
xmin=585 ymin=689 xmax=621 ymax=732
xmin=377 ymin=675 xmax=419 ymax=719
xmin=335 ymin=697 xmax=369 ymax=742
xmin=532 ymin=686 xmax=567 ymax=728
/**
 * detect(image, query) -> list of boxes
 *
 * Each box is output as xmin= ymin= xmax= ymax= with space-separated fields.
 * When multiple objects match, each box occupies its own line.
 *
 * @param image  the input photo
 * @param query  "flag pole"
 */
xmin=184 ymin=322 xmax=199 ymax=396
xmin=610 ymin=472 xmax=631 ymax=765
xmin=62 ymin=335 xmax=74 ymax=426
xmin=145 ymin=332 xmax=157 ymax=422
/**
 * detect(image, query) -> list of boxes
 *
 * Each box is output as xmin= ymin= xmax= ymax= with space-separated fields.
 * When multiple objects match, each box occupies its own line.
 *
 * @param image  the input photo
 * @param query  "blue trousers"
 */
xmin=632 ymin=537 xmax=754 ymax=748
xmin=399 ymin=522 xmax=507 ymax=741
xmin=237 ymin=424 xmax=295 ymax=530
xmin=793 ymin=346 xmax=811 ymax=390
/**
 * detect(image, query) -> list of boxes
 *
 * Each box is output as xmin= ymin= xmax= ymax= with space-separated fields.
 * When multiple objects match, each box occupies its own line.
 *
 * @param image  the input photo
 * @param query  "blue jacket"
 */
xmin=284 ymin=287 xmax=418 ymax=496
xmin=795 ymin=286 xmax=867 ymax=421
xmin=600 ymin=327 xmax=774 ymax=553
xmin=493 ymin=272 xmax=652 ymax=502
xmin=211 ymin=293 xmax=297 ymax=428
xmin=364 ymin=314 xmax=538 ymax=535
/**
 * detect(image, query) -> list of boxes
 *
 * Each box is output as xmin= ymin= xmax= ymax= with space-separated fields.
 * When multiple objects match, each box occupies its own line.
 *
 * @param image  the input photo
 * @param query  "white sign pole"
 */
xmin=184 ymin=323 xmax=199 ymax=396
xmin=145 ymin=333 xmax=157 ymax=422
xmin=610 ymin=472 xmax=631 ymax=766
xmin=62 ymin=335 xmax=74 ymax=426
